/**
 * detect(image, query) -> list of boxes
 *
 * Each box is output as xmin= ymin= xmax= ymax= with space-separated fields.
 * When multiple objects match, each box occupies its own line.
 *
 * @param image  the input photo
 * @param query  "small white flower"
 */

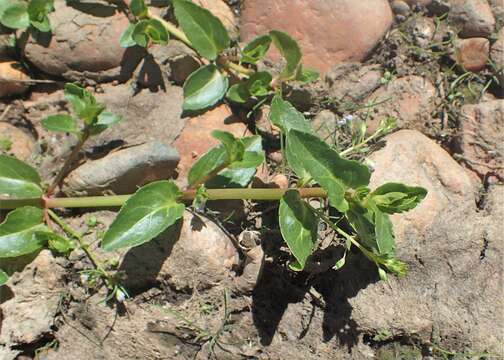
xmin=115 ymin=289 xmax=126 ymax=303
xmin=338 ymin=114 xmax=354 ymax=126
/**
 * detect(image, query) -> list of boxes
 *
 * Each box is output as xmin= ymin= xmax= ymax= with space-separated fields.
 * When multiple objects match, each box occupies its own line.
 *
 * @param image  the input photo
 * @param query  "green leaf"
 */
xmin=41 ymin=232 xmax=76 ymax=255
xmin=269 ymin=96 xmax=313 ymax=134
xmin=371 ymin=183 xmax=427 ymax=214
xmin=241 ymin=34 xmax=271 ymax=64
xmin=378 ymin=267 xmax=388 ymax=281
xmin=101 ymin=181 xmax=185 ymax=251
xmin=296 ymin=67 xmax=319 ymax=84
xmin=27 ymin=0 xmax=53 ymax=32
xmin=333 ymin=251 xmax=347 ymax=270
xmin=130 ymin=0 xmax=148 ymax=18
xmin=0 ymin=269 xmax=8 ymax=286
xmin=279 ymin=190 xmax=318 ymax=271
xmin=247 ymin=71 xmax=272 ymax=97
xmin=206 ymin=135 xmax=265 ymax=188
xmin=64 ymin=83 xmax=104 ymax=125
xmin=119 ymin=22 xmax=137 ymax=48
xmin=41 ymin=114 xmax=78 ymax=134
xmin=286 ymin=130 xmax=371 ymax=212
xmin=183 ymin=64 xmax=228 ymax=111
xmin=211 ymin=130 xmax=244 ymax=163
xmin=226 ymin=83 xmax=250 ymax=103
xmin=269 ymin=30 xmax=301 ymax=80
xmin=89 ymin=111 xmax=122 ymax=135
xmin=173 ymin=0 xmax=229 ymax=60
xmin=374 ymin=208 xmax=395 ymax=256
xmin=0 ymin=207 xmax=46 ymax=258
xmin=0 ymin=155 xmax=43 ymax=198
xmin=132 ymin=19 xmax=169 ymax=47
xmin=0 ymin=2 xmax=29 ymax=29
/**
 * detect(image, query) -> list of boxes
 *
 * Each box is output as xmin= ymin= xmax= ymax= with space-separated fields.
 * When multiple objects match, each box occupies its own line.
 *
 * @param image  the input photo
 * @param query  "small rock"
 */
xmin=173 ymin=104 xmax=250 ymax=187
xmin=194 ymin=0 xmax=239 ymax=38
xmin=0 ymin=34 xmax=15 ymax=60
xmin=455 ymin=100 xmax=503 ymax=179
xmin=361 ymin=75 xmax=437 ymax=133
xmin=0 ymin=61 xmax=30 ymax=98
xmin=404 ymin=0 xmax=432 ymax=6
xmin=449 ymin=0 xmax=496 ymax=38
xmin=325 ymin=63 xmax=383 ymax=103
xmin=490 ymin=28 xmax=503 ymax=85
xmin=488 ymin=0 xmax=504 ymax=28
xmin=311 ymin=109 xmax=337 ymax=144
xmin=270 ymin=174 xmax=289 ymax=189
xmin=19 ymin=0 xmax=144 ymax=82
xmin=119 ymin=212 xmax=239 ymax=291
xmin=391 ymin=0 xmax=411 ymax=15
xmin=267 ymin=150 xmax=283 ymax=164
xmin=454 ymin=37 xmax=490 ymax=72
xmin=255 ymin=105 xmax=280 ymax=141
xmin=427 ymin=0 xmax=451 ymax=16
xmin=0 ymin=123 xmax=35 ymax=160
xmin=0 ymin=250 xmax=63 ymax=347
xmin=63 ymin=142 xmax=180 ymax=196
xmin=240 ymin=0 xmax=393 ymax=75
xmin=405 ymin=16 xmax=435 ymax=48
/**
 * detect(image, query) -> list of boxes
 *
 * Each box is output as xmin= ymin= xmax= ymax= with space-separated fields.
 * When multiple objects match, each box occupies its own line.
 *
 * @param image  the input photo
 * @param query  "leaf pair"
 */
xmin=0 ymin=0 xmax=54 ymax=32
xmin=120 ymin=19 xmax=169 ymax=48
xmin=188 ymin=131 xmax=265 ymax=188
xmin=227 ymin=72 xmax=272 ymax=104
xmin=42 ymin=84 xmax=121 ymax=136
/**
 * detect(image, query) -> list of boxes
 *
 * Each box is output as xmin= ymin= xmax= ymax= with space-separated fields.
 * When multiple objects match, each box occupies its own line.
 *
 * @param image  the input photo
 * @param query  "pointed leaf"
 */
xmin=286 ymin=130 xmax=371 ymax=212
xmin=279 ymin=190 xmax=318 ymax=271
xmin=41 ymin=232 xmax=76 ymax=255
xmin=188 ymin=146 xmax=227 ymax=187
xmin=0 ymin=269 xmax=8 ymax=286
xmin=132 ymin=19 xmax=169 ymax=47
xmin=119 ymin=22 xmax=137 ymax=48
xmin=0 ymin=207 xmax=46 ymax=258
xmin=41 ymin=114 xmax=78 ymax=133
xmin=226 ymin=83 xmax=250 ymax=103
xmin=183 ymin=65 xmax=228 ymax=111
xmin=269 ymin=30 xmax=301 ymax=79
xmin=27 ymin=0 xmax=53 ymax=32
xmin=0 ymin=155 xmax=43 ymax=198
xmin=296 ymin=67 xmax=319 ymax=84
xmin=374 ymin=208 xmax=395 ymax=256
xmin=89 ymin=111 xmax=122 ymax=135
xmin=371 ymin=182 xmax=427 ymax=214
xmin=0 ymin=2 xmax=29 ymax=29
xmin=269 ymin=96 xmax=313 ymax=134
xmin=101 ymin=181 xmax=185 ymax=251
xmin=173 ymin=0 xmax=230 ymax=60
xmin=130 ymin=0 xmax=148 ymax=18
xmin=241 ymin=34 xmax=271 ymax=64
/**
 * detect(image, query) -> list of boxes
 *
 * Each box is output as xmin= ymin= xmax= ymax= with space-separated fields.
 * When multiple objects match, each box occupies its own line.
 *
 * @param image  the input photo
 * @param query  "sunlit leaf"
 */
xmin=269 ymin=30 xmax=301 ymax=79
xmin=0 ymin=155 xmax=43 ymax=198
xmin=132 ymin=19 xmax=169 ymax=47
xmin=241 ymin=34 xmax=271 ymax=64
xmin=371 ymin=182 xmax=427 ymax=214
xmin=183 ymin=64 xmax=228 ymax=111
xmin=0 ymin=2 xmax=29 ymax=29
xmin=41 ymin=114 xmax=78 ymax=134
xmin=0 ymin=269 xmax=8 ymax=285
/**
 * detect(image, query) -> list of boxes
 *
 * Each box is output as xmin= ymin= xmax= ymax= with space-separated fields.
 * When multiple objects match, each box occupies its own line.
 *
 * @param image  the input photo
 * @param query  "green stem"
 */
xmin=221 ymin=60 xmax=254 ymax=76
xmin=149 ymin=13 xmax=192 ymax=47
xmin=47 ymin=210 xmax=112 ymax=288
xmin=0 ymin=188 xmax=328 ymax=209
xmin=339 ymin=129 xmax=383 ymax=157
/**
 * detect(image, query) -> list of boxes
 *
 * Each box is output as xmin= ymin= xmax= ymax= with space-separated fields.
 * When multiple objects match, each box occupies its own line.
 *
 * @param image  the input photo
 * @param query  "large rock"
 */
xmin=19 ymin=0 xmax=143 ymax=82
xmin=118 ymin=212 xmax=239 ymax=291
xmin=173 ymin=104 xmax=249 ymax=187
xmin=454 ymin=37 xmax=490 ymax=72
xmin=0 ymin=122 xmax=35 ymax=160
xmin=0 ymin=61 xmax=30 ymax=98
xmin=194 ymin=0 xmax=238 ymax=38
xmin=240 ymin=0 xmax=393 ymax=75
xmin=0 ymin=251 xmax=64 ymax=351
xmin=325 ymin=63 xmax=383 ymax=103
xmin=361 ymin=75 xmax=436 ymax=134
xmin=455 ymin=100 xmax=504 ymax=179
xmin=349 ymin=130 xmax=502 ymax=353
xmin=63 ymin=142 xmax=180 ymax=196
xmin=449 ymin=0 xmax=495 ymax=38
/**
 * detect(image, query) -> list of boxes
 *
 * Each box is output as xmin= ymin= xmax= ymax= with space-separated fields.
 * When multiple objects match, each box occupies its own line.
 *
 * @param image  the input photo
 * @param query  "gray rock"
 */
xmin=404 ymin=16 xmax=435 ymax=48
xmin=0 ymin=251 xmax=63 ymax=349
xmin=63 ymin=141 xmax=180 ymax=196
xmin=19 ymin=0 xmax=144 ymax=82
xmin=326 ymin=63 xmax=383 ymax=104
xmin=311 ymin=109 xmax=338 ymax=145
xmin=391 ymin=0 xmax=411 ymax=15
xmin=448 ymin=0 xmax=496 ymax=38
xmin=349 ymin=130 xmax=502 ymax=354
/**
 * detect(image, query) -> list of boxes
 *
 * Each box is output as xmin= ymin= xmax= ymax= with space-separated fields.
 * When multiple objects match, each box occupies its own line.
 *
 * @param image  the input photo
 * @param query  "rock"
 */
xmin=404 ymin=0 xmax=432 ymax=6
xmin=90 ymin=84 xmax=187 ymax=149
xmin=491 ymin=28 xmax=503 ymax=85
xmin=349 ymin=130 xmax=503 ymax=353
xmin=455 ymin=100 xmax=504 ymax=179
xmin=0 ymin=123 xmax=35 ymax=160
xmin=391 ymin=0 xmax=411 ymax=15
xmin=449 ymin=0 xmax=495 ymax=38
xmin=270 ymin=174 xmax=289 ymax=189
xmin=0 ymin=251 xmax=63 ymax=347
xmin=311 ymin=109 xmax=338 ymax=144
xmin=0 ymin=61 xmax=30 ymax=98
xmin=19 ymin=0 xmax=143 ymax=82
xmin=488 ymin=0 xmax=504 ymax=28
xmin=405 ymin=16 xmax=435 ymax=48
xmin=283 ymin=80 xmax=328 ymax=111
xmin=194 ymin=0 xmax=238 ymax=38
xmin=454 ymin=37 xmax=490 ymax=72
xmin=325 ymin=63 xmax=383 ymax=103
xmin=427 ymin=0 xmax=451 ymax=15
xmin=240 ymin=0 xmax=393 ymax=75
xmin=361 ymin=75 xmax=436 ymax=133
xmin=173 ymin=104 xmax=249 ymax=187
xmin=0 ymin=35 xmax=16 ymax=61
xmin=255 ymin=105 xmax=280 ymax=141
xmin=119 ymin=212 xmax=239 ymax=291
xmin=63 ymin=142 xmax=180 ymax=196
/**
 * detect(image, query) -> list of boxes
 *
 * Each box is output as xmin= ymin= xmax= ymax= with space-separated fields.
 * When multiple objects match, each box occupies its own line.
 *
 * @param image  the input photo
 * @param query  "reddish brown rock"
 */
xmin=456 ymin=100 xmax=504 ymax=179
xmin=240 ymin=0 xmax=393 ymax=75
xmin=0 ymin=61 xmax=30 ymax=98
xmin=361 ymin=75 xmax=436 ymax=134
xmin=19 ymin=0 xmax=143 ymax=82
xmin=173 ymin=105 xmax=249 ymax=186
xmin=455 ymin=37 xmax=490 ymax=72
xmin=0 ymin=123 xmax=35 ymax=160
xmin=491 ymin=27 xmax=503 ymax=67
xmin=449 ymin=0 xmax=495 ymax=38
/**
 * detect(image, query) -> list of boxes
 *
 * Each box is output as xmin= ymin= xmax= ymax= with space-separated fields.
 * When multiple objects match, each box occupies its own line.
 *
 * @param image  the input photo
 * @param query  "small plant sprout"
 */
xmin=0 ymin=1 xmax=427 ymax=306
xmin=0 ymin=0 xmax=55 ymax=32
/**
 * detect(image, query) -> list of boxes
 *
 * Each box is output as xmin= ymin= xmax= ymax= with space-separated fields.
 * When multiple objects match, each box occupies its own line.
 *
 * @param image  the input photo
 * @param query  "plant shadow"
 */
xmin=251 ymin=249 xmax=378 ymax=351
